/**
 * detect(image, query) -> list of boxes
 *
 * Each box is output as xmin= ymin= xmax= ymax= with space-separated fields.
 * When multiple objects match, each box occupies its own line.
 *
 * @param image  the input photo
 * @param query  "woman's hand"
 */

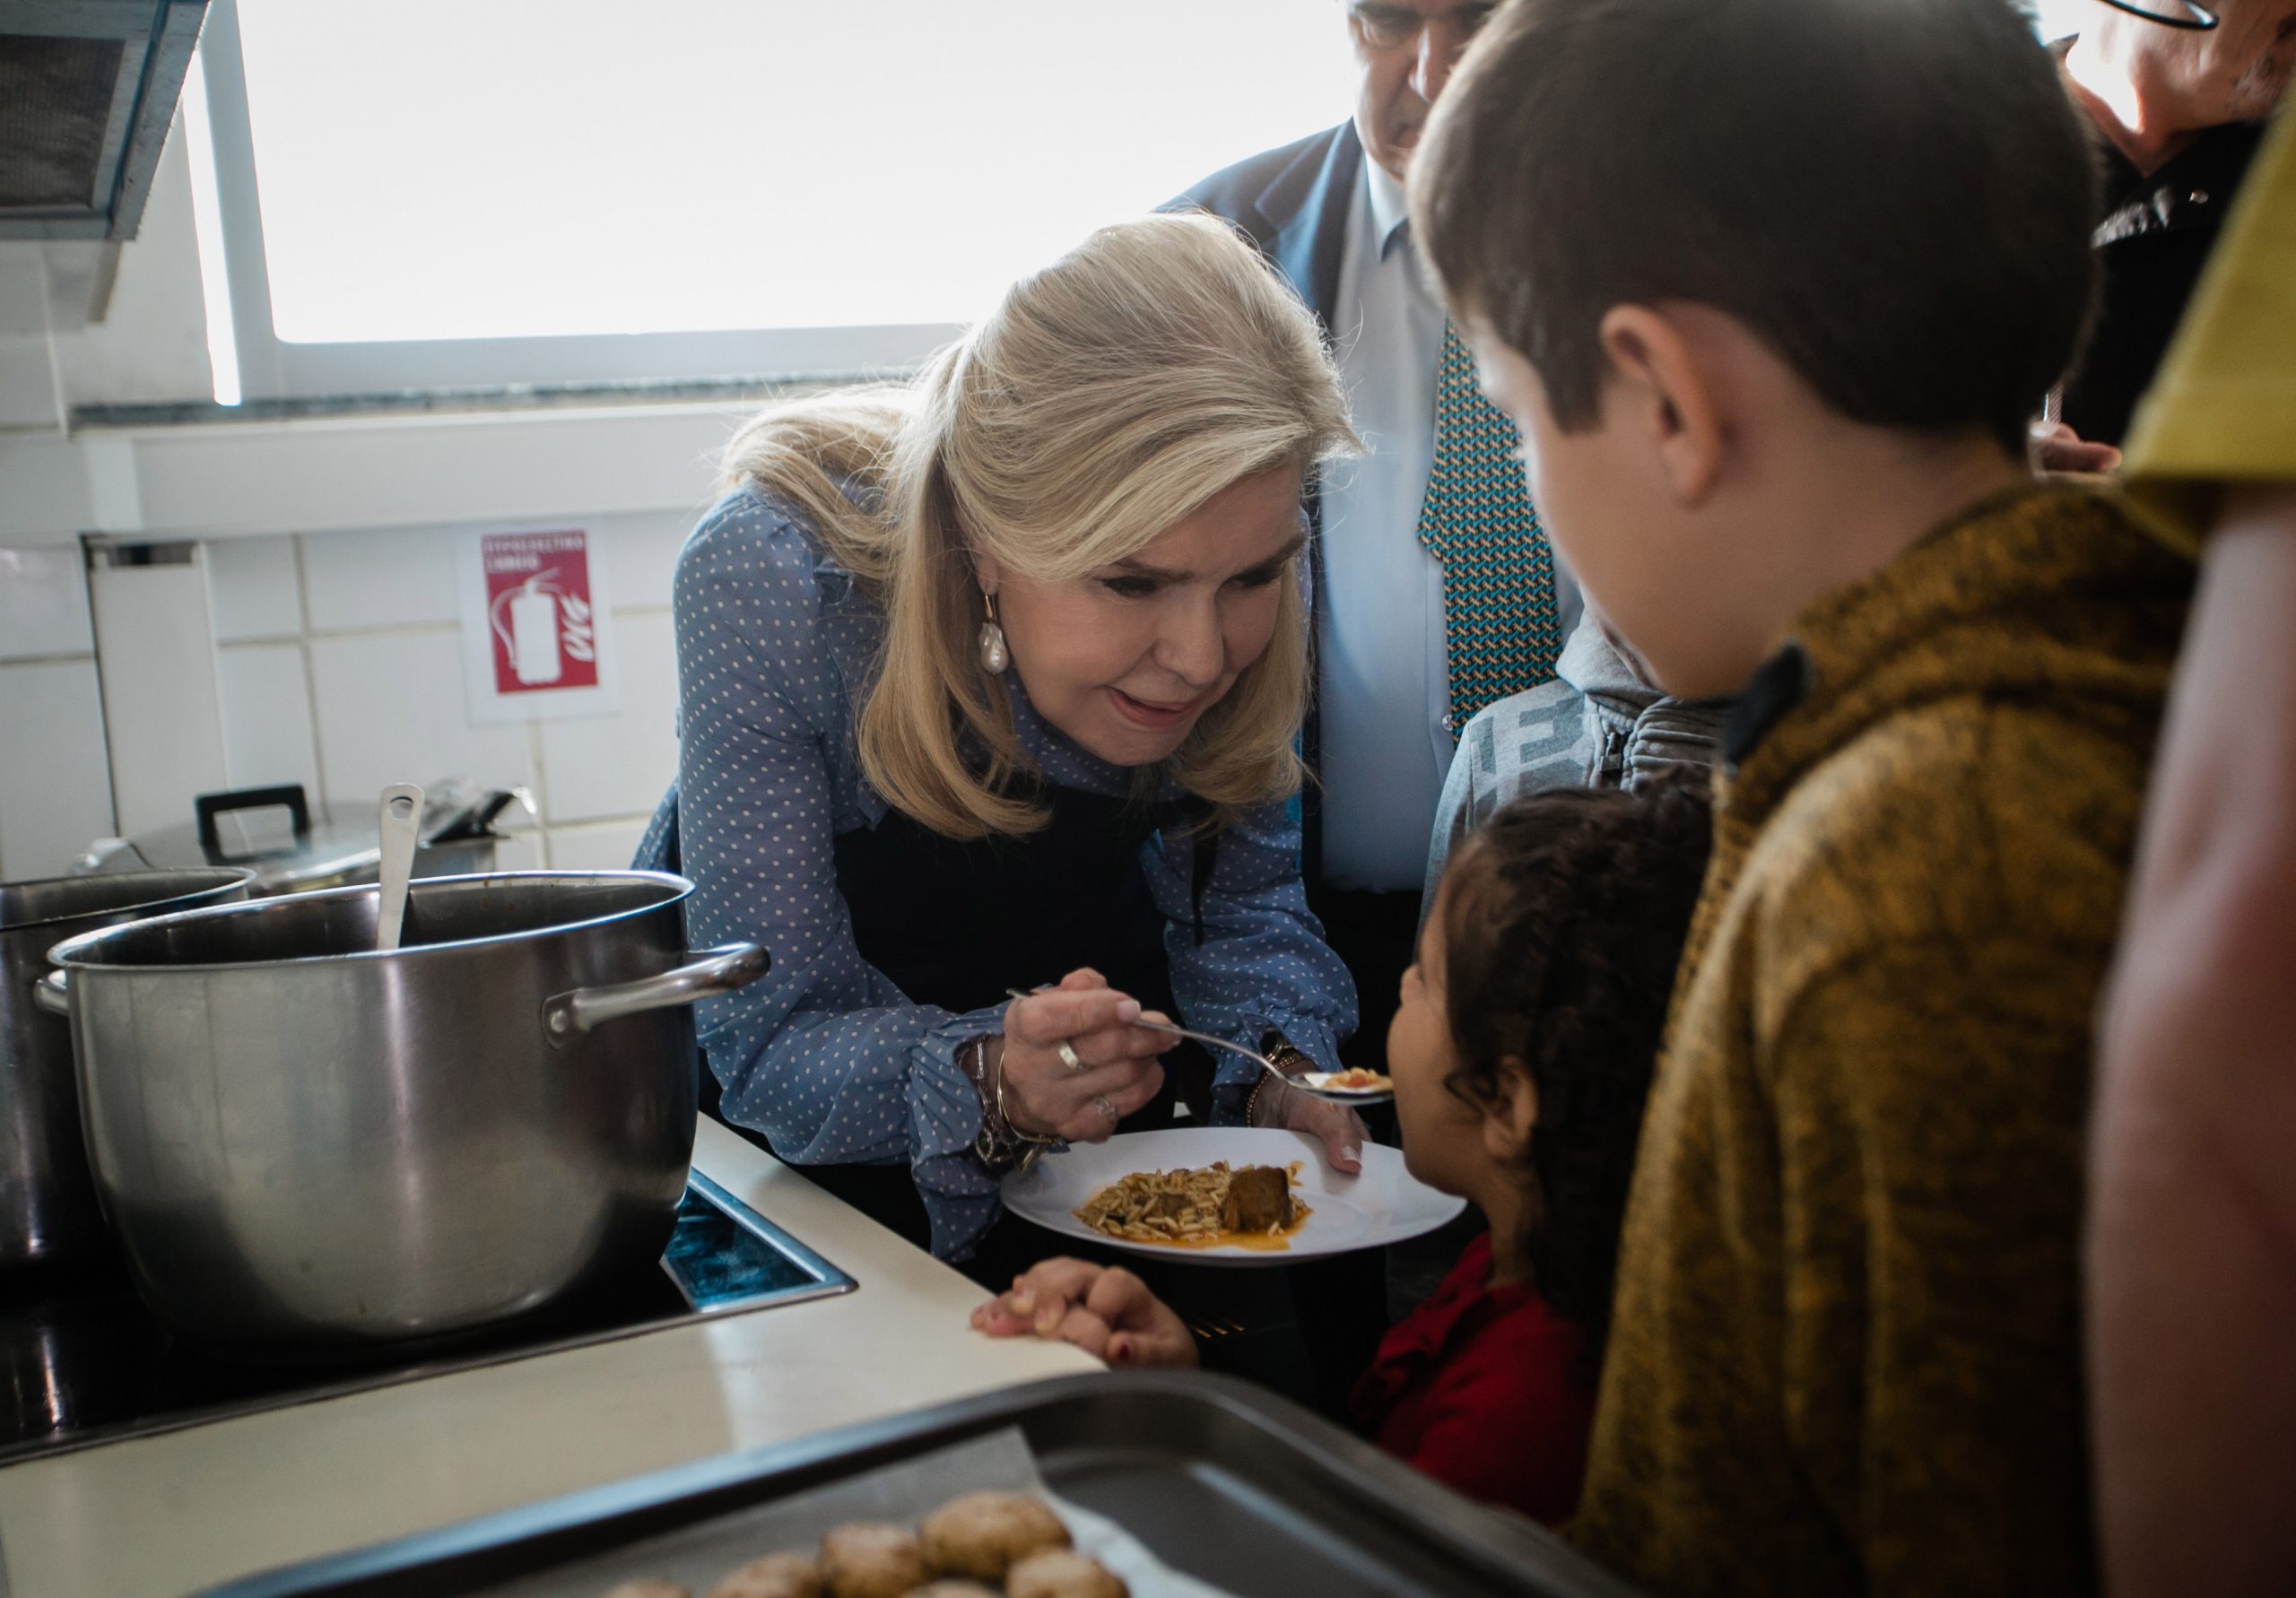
xmin=1252 ymin=1077 xmax=1365 ymax=1175
xmin=995 ymin=968 xmax=1168 ymax=1143
xmin=970 ymin=1257 xmax=1199 ymax=1368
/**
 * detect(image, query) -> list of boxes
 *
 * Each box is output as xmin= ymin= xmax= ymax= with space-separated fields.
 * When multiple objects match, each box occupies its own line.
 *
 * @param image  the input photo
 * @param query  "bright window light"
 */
xmin=2029 ymin=0 xmax=2088 ymax=36
xmin=231 ymin=2 xmax=1355 ymax=347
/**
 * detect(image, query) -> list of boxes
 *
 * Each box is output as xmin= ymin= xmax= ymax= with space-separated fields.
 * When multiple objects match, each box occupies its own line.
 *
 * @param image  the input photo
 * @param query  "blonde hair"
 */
xmin=719 ymin=212 xmax=1359 ymax=838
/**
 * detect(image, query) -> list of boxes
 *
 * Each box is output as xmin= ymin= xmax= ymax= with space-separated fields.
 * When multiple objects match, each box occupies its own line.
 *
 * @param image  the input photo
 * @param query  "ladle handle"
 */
xmin=374 ymin=783 xmax=423 ymax=953
xmin=543 ymin=943 xmax=770 ymax=1044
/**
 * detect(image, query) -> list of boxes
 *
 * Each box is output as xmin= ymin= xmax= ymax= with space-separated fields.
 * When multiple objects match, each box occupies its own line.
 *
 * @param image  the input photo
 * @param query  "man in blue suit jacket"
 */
xmin=1174 ymin=0 xmax=1579 ymax=1071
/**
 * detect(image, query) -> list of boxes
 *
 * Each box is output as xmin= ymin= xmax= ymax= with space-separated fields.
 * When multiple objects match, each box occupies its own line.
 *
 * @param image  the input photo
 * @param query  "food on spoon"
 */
xmin=1218 ymin=1166 xmax=1293 ymax=1232
xmin=707 ymin=1551 xmax=822 ymax=1598
xmin=601 ymin=1584 xmax=688 ymax=1598
xmin=1073 ymin=1161 xmax=1311 ymax=1246
xmin=1006 ymin=1548 xmax=1131 ymax=1598
xmin=819 ymin=1524 xmax=928 ymax=1598
xmin=1310 ymin=1067 xmax=1393 ymax=1092
xmin=919 ymin=1490 xmax=1071 ymax=1580
xmin=910 ymin=1584 xmax=1000 ymax=1597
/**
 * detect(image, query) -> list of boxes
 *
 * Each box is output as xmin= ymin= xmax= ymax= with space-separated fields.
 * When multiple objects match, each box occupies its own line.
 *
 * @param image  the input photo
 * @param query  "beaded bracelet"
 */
xmin=1246 ymin=1038 xmax=1313 ymax=1128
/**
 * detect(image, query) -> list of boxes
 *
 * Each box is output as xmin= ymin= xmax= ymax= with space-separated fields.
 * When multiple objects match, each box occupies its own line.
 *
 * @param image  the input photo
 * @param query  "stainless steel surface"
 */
xmin=80 ymin=783 xmax=522 ymax=895
xmin=192 ymin=1372 xmax=1650 ymax=1598
xmin=545 ymin=945 xmax=770 ymax=1040
xmin=373 ymin=784 xmax=422 ymax=952
xmin=46 ymin=872 xmax=768 ymax=1350
xmin=0 ymin=0 xmax=211 ymax=245
xmin=0 ymin=870 xmax=253 ymax=1269
xmin=0 ymin=1173 xmax=852 ymax=1468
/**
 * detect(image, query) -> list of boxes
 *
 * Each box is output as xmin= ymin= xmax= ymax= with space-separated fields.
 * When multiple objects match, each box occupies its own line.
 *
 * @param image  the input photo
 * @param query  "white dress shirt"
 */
xmin=1315 ymin=159 xmax=1581 ymax=892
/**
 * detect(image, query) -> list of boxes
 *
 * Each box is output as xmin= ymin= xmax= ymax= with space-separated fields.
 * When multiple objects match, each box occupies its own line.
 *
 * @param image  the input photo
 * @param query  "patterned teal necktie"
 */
xmin=1415 ymin=319 xmax=1565 ymax=740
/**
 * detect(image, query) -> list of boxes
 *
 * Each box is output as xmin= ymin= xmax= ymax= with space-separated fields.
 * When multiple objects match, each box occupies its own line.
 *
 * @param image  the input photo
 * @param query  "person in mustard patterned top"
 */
xmin=1409 ymin=0 xmax=2195 ymax=1592
xmin=2091 ymin=106 xmax=2296 ymax=1598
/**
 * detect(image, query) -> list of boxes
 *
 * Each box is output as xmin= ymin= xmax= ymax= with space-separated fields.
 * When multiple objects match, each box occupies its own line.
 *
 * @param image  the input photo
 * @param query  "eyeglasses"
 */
xmin=2093 ymin=0 xmax=2219 ymax=28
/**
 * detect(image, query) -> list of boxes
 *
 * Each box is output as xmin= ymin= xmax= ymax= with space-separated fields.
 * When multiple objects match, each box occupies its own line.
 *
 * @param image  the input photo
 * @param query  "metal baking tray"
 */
xmin=197 ymin=1371 xmax=1648 ymax=1597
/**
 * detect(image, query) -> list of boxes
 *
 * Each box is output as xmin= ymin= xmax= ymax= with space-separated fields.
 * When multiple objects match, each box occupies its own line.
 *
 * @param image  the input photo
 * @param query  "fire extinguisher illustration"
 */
xmin=491 ymin=568 xmax=593 ymax=686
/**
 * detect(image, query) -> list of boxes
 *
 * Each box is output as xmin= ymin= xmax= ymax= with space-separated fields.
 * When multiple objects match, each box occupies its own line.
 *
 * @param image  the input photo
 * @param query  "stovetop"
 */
xmin=0 ymin=1172 xmax=853 ymax=1467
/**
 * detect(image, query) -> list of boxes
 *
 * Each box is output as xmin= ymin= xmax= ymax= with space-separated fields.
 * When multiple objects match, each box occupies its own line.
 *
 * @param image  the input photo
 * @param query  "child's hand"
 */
xmin=970 ymin=1257 xmax=1199 ymax=1368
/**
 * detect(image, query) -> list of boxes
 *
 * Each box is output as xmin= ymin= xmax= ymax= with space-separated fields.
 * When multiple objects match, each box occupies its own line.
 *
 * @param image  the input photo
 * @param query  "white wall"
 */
xmin=0 ymin=549 xmax=111 ymax=879
xmin=0 ymin=503 xmax=713 ymax=880
xmin=0 ymin=115 xmax=747 ymax=881
xmin=198 ymin=513 xmax=692 ymax=873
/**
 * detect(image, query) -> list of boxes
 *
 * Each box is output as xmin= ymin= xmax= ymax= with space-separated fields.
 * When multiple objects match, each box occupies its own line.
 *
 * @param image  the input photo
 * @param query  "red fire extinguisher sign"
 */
xmin=481 ymin=531 xmax=598 ymax=695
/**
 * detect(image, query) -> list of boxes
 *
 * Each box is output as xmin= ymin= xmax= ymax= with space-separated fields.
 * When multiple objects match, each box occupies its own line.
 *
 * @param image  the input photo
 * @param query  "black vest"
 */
xmin=799 ymin=783 xmax=1212 ymax=1251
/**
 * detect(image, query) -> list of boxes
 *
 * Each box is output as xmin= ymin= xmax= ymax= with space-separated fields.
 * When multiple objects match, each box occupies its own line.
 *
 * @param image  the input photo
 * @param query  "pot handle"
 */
xmin=32 ymin=968 xmax=69 ymax=1017
xmin=543 ymin=943 xmax=770 ymax=1044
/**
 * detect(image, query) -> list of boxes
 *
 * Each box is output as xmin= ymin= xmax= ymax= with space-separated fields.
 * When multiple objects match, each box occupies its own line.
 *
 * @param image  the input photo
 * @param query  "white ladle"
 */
xmin=374 ymin=783 xmax=423 ymax=952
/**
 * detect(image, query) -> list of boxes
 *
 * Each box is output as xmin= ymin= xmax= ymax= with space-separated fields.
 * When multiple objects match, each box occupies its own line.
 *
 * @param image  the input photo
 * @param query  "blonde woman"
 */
xmin=637 ymin=213 xmax=1366 ymax=1265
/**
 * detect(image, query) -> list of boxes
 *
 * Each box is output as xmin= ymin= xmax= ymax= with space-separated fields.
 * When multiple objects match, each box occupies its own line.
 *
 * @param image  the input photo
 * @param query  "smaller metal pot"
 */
xmin=44 ymin=873 xmax=764 ymax=1351
xmin=0 ymin=870 xmax=254 ymax=1270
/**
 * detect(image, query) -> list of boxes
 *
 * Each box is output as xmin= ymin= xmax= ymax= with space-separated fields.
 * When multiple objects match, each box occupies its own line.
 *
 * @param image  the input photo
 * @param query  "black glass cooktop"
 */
xmin=0 ymin=1173 xmax=853 ymax=1466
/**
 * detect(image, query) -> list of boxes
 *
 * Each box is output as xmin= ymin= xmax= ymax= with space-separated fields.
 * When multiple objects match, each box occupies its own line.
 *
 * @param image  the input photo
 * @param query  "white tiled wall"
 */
xmin=0 ymin=658 xmax=114 ymax=880
xmin=305 ymin=628 xmax=539 ymax=803
xmin=539 ymin=612 xmax=681 ymax=824
xmin=0 ymin=546 xmax=112 ymax=878
xmin=204 ymin=538 xmax=304 ymax=643
xmin=214 ymin=643 xmax=321 ymax=795
xmin=0 ymin=547 xmax=93 ymax=659
xmin=209 ymin=510 xmax=689 ymax=870
xmin=0 ymin=512 xmax=693 ymax=882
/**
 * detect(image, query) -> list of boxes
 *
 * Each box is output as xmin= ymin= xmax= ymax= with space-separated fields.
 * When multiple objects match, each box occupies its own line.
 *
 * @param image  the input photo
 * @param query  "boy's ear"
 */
xmin=1596 ymin=305 xmax=1726 ymax=508
xmin=1480 ymin=1056 xmax=1541 ymax=1163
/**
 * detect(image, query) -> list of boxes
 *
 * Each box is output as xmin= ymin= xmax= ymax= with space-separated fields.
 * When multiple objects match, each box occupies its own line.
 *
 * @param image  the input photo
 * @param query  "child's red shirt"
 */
xmin=1349 ymin=1234 xmax=1595 ymax=1524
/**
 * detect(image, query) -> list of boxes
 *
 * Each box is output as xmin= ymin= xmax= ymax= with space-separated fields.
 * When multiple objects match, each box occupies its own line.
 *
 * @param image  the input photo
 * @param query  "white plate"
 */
xmin=1000 ymin=1127 xmax=1466 ymax=1265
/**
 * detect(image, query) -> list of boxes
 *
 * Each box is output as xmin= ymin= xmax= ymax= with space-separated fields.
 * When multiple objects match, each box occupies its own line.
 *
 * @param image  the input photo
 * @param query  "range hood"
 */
xmin=0 ymin=0 xmax=209 ymax=242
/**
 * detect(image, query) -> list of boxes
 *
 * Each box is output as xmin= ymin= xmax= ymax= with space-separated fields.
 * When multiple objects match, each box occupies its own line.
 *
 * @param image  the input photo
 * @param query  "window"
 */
xmin=190 ymin=0 xmax=1354 ymax=403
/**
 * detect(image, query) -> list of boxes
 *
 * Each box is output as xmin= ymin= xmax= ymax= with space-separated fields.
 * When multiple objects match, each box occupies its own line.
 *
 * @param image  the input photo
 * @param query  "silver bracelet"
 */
xmin=994 ymin=1044 xmax=1058 ymax=1147
xmin=968 ymin=1037 xmax=1054 ymax=1170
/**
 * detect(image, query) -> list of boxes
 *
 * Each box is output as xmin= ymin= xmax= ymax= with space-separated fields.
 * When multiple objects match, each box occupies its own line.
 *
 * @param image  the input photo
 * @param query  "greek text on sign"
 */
xmin=482 ymin=531 xmax=597 ymax=694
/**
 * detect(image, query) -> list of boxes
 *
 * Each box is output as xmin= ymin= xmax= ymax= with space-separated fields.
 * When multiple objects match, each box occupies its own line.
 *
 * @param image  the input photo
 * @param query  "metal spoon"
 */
xmin=1128 ymin=1017 xmax=1394 ymax=1105
xmin=374 ymin=783 xmax=423 ymax=952
xmin=1003 ymin=987 xmax=1393 ymax=1103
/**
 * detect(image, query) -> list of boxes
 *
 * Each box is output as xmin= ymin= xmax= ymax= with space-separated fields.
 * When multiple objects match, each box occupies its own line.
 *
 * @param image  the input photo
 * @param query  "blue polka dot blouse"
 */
xmin=636 ymin=485 xmax=1359 ymax=1259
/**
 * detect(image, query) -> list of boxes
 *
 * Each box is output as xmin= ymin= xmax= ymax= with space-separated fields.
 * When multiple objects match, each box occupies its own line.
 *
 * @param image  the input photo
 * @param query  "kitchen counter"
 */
xmin=0 ymin=1119 xmax=1100 ymax=1597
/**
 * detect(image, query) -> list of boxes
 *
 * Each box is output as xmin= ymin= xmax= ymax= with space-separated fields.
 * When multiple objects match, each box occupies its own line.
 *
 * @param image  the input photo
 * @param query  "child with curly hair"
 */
xmin=971 ymin=782 xmax=1712 ymax=1522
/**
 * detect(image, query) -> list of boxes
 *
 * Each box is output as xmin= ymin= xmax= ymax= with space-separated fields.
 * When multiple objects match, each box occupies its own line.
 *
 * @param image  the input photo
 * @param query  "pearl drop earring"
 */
xmin=978 ymin=591 xmax=1009 ymax=674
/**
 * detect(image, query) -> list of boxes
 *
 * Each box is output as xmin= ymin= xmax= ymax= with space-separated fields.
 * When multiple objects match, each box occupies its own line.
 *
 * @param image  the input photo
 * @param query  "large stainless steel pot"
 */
xmin=0 ymin=869 xmax=254 ymax=1269
xmin=40 ymin=872 xmax=767 ymax=1352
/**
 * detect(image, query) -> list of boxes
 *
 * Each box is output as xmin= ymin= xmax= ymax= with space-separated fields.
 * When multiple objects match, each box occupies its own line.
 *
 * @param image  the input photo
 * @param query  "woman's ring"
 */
xmin=1091 ymin=1093 xmax=1118 ymax=1127
xmin=1057 ymin=1040 xmax=1084 ymax=1073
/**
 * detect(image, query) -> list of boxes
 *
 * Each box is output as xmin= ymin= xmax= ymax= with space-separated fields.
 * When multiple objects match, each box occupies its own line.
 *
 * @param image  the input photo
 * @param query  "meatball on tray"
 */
xmin=192 ymin=1373 xmax=1642 ymax=1598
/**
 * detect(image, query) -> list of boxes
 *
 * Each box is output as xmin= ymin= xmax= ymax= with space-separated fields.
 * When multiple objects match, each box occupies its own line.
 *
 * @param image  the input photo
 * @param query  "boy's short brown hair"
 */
xmin=1410 ymin=0 xmax=2099 ymax=455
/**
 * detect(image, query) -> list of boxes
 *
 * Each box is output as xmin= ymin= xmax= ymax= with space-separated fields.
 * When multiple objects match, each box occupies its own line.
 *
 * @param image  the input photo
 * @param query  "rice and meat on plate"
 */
xmin=1071 ymin=1161 xmax=1306 ymax=1245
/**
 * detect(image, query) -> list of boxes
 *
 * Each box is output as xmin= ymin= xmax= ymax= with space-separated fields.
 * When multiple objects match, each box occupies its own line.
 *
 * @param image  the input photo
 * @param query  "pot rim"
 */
xmin=45 ymin=869 xmax=694 ymax=974
xmin=0 ymin=867 xmax=255 ymax=937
